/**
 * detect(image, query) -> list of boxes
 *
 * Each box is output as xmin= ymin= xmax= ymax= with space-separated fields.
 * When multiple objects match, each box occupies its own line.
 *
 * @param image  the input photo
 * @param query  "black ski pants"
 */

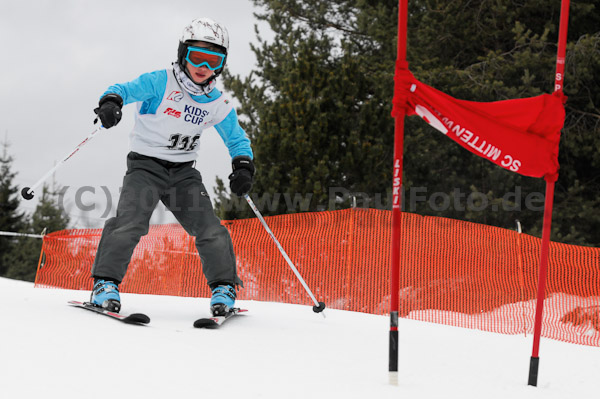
xmin=91 ymin=152 xmax=242 ymax=288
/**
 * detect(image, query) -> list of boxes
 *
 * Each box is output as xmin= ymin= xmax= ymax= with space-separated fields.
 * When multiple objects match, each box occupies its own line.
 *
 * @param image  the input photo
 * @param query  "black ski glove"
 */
xmin=94 ymin=93 xmax=123 ymax=128
xmin=229 ymin=156 xmax=255 ymax=197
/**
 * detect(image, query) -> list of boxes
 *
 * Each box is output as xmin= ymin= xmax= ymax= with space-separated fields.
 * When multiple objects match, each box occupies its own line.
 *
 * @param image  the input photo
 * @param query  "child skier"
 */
xmin=90 ymin=17 xmax=253 ymax=316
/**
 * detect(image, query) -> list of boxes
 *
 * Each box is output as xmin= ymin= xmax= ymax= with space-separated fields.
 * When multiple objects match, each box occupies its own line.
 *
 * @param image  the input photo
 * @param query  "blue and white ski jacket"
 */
xmin=102 ymin=68 xmax=252 ymax=163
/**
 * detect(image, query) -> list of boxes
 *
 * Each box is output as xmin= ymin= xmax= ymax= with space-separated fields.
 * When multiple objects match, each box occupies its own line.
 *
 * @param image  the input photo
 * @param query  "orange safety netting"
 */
xmin=35 ymin=208 xmax=599 ymax=346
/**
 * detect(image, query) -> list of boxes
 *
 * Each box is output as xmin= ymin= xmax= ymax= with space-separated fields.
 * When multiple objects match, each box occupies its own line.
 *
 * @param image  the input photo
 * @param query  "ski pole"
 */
xmin=244 ymin=194 xmax=326 ymax=317
xmin=21 ymin=126 xmax=104 ymax=200
xmin=0 ymin=231 xmax=44 ymax=239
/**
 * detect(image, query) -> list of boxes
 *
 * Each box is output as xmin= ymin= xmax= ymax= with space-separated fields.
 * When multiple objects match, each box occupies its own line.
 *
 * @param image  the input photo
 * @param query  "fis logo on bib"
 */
xmin=166 ymin=91 xmax=184 ymax=102
xmin=164 ymin=108 xmax=181 ymax=118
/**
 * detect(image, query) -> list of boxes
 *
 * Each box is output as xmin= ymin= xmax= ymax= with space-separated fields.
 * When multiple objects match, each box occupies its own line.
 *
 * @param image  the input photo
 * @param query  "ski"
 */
xmin=193 ymin=308 xmax=247 ymax=328
xmin=68 ymin=300 xmax=150 ymax=325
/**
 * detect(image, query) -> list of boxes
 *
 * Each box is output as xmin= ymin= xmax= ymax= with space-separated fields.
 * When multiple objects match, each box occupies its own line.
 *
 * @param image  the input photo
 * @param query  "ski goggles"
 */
xmin=185 ymin=47 xmax=226 ymax=70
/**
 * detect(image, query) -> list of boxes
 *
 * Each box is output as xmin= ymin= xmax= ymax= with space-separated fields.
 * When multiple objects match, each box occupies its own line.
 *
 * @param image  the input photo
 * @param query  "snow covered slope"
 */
xmin=1 ymin=277 xmax=597 ymax=398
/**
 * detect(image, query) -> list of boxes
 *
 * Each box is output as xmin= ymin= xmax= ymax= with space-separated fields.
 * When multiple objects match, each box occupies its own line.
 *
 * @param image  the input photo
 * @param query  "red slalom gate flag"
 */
xmin=392 ymin=68 xmax=566 ymax=181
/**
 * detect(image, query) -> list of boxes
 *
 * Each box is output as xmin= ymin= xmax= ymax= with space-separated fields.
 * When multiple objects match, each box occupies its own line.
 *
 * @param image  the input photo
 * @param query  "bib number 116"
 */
xmin=167 ymin=134 xmax=200 ymax=151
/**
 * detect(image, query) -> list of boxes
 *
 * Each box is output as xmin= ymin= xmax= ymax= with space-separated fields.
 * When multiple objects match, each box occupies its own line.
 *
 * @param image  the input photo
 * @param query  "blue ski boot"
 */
xmin=210 ymin=284 xmax=236 ymax=316
xmin=90 ymin=279 xmax=121 ymax=312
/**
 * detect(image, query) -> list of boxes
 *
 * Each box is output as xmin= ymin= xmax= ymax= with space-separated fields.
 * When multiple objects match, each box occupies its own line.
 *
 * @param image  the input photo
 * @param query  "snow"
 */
xmin=1 ymin=277 xmax=597 ymax=398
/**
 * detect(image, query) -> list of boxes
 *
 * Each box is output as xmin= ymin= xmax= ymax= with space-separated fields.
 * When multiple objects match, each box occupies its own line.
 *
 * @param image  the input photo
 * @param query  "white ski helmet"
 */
xmin=177 ymin=18 xmax=229 ymax=82
xmin=181 ymin=17 xmax=229 ymax=50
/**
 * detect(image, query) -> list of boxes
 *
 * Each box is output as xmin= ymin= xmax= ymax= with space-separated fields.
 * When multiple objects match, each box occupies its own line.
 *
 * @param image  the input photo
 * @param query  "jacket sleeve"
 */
xmin=214 ymin=108 xmax=254 ymax=160
xmin=101 ymin=70 xmax=168 ymax=114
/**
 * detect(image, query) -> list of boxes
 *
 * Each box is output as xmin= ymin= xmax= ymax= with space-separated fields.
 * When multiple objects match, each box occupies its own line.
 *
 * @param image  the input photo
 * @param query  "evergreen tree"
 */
xmin=217 ymin=0 xmax=600 ymax=246
xmin=0 ymin=141 xmax=26 ymax=276
xmin=402 ymin=0 xmax=600 ymax=245
xmin=217 ymin=0 xmax=399 ymax=218
xmin=4 ymin=185 xmax=70 ymax=282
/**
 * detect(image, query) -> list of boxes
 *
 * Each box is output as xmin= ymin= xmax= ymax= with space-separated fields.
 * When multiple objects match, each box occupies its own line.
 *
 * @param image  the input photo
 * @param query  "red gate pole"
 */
xmin=389 ymin=0 xmax=409 ymax=385
xmin=527 ymin=180 xmax=556 ymax=386
xmin=527 ymin=0 xmax=570 ymax=387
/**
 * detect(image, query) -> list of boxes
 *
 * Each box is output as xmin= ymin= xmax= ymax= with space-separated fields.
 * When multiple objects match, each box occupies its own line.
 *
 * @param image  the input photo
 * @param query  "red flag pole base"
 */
xmin=528 ymin=356 xmax=540 ymax=386
xmin=389 ymin=311 xmax=399 ymax=385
